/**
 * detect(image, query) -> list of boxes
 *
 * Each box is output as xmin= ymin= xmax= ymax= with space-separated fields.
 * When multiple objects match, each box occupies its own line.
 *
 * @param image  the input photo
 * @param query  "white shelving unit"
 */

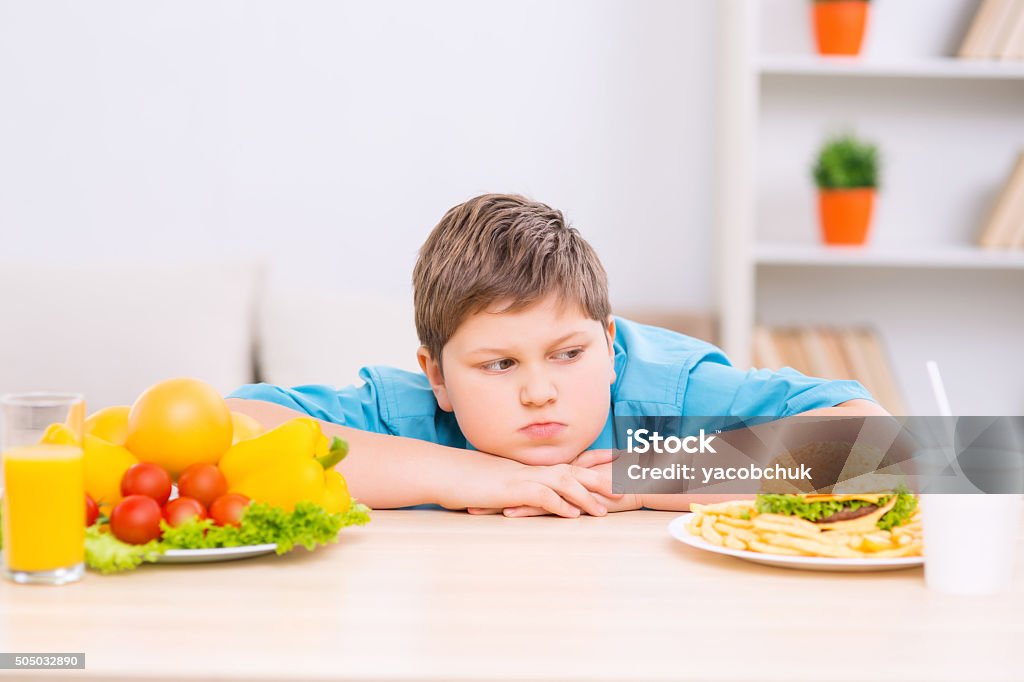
xmin=715 ymin=0 xmax=1024 ymax=415
xmin=759 ymin=55 xmax=1024 ymax=80
xmin=756 ymin=243 xmax=1024 ymax=270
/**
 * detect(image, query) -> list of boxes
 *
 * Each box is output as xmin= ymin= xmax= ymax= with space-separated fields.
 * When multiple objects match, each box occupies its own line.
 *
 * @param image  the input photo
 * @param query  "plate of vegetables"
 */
xmin=82 ymin=428 xmax=369 ymax=573
xmin=12 ymin=380 xmax=372 ymax=574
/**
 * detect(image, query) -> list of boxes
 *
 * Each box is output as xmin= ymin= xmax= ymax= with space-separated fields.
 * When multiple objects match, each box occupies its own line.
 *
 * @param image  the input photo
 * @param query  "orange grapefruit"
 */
xmin=125 ymin=378 xmax=233 ymax=478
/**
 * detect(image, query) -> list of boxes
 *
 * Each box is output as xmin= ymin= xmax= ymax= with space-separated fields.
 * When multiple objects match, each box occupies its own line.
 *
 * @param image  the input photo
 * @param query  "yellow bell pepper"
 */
xmin=322 ymin=470 xmax=352 ymax=515
xmin=218 ymin=417 xmax=350 ymax=512
xmin=82 ymin=435 xmax=138 ymax=515
xmin=219 ymin=417 xmax=325 ymax=485
xmin=40 ymin=422 xmax=78 ymax=446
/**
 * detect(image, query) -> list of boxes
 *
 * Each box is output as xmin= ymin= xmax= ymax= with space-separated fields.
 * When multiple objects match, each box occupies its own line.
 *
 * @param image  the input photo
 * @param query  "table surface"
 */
xmin=2 ymin=509 xmax=1022 ymax=682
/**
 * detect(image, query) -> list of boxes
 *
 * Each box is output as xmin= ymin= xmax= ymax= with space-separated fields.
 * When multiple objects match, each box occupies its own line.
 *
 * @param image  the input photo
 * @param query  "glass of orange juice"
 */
xmin=1 ymin=392 xmax=86 ymax=585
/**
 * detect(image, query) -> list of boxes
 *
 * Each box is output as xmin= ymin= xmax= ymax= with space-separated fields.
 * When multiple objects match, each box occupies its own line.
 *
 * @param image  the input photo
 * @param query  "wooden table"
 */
xmin=2 ymin=509 xmax=1022 ymax=681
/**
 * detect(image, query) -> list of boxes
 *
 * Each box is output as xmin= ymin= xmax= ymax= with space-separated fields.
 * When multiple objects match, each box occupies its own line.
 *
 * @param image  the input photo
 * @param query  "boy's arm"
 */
xmin=637 ymin=398 xmax=894 ymax=511
xmin=797 ymin=398 xmax=891 ymax=418
xmin=226 ymin=398 xmax=616 ymax=517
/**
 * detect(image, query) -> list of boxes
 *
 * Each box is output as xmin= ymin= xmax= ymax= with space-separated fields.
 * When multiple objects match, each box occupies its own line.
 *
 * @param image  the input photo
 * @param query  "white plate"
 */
xmin=668 ymin=513 xmax=923 ymax=572
xmin=154 ymin=544 xmax=278 ymax=564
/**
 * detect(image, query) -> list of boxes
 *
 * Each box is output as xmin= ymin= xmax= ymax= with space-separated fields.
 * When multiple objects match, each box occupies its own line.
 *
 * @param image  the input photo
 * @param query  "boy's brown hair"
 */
xmin=413 ymin=193 xmax=611 ymax=365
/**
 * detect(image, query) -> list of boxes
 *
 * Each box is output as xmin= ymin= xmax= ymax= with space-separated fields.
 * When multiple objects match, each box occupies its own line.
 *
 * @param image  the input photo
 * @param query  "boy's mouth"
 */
xmin=519 ymin=422 xmax=567 ymax=440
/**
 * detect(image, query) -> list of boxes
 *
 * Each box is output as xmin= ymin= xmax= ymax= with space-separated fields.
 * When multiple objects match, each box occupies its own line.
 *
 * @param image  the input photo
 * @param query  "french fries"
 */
xmin=686 ymin=501 xmax=923 ymax=559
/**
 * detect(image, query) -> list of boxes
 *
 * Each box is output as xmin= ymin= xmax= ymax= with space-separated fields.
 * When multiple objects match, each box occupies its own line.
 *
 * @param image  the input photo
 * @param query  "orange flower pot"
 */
xmin=819 ymin=188 xmax=874 ymax=245
xmin=813 ymin=1 xmax=869 ymax=56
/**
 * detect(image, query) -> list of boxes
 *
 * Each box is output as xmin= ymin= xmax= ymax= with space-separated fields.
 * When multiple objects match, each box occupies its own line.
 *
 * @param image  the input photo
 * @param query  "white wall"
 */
xmin=0 ymin=0 xmax=717 ymax=312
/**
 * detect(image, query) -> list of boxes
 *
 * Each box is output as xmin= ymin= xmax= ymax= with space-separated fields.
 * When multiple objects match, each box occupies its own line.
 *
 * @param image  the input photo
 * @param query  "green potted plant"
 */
xmin=812 ymin=133 xmax=879 ymax=245
xmin=812 ymin=0 xmax=871 ymax=56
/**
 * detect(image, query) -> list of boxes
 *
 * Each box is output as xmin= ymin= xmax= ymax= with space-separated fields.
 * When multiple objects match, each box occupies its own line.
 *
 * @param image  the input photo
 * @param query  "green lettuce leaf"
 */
xmin=877 ymin=491 xmax=918 ymax=531
xmin=159 ymin=500 xmax=372 ymax=554
xmin=755 ymin=494 xmax=886 ymax=521
xmin=159 ymin=518 xmax=228 ymax=549
xmin=84 ymin=524 xmax=165 ymax=574
xmin=341 ymin=502 xmax=372 ymax=528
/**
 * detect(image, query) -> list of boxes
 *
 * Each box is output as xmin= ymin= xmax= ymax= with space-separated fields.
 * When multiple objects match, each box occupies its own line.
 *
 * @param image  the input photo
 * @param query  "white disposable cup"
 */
xmin=921 ymin=494 xmax=1022 ymax=596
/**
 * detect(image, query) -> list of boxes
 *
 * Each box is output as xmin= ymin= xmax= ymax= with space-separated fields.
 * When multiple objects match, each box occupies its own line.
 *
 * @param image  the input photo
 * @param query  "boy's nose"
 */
xmin=519 ymin=372 xmax=557 ymax=407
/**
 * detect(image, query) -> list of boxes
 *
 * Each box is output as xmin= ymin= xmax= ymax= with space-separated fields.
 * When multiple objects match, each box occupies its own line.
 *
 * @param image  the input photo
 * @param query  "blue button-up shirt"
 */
xmin=229 ymin=317 xmax=874 ymax=450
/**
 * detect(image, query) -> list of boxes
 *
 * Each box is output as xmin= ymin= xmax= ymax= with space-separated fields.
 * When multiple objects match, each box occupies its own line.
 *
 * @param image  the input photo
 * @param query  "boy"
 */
xmin=228 ymin=194 xmax=887 ymax=517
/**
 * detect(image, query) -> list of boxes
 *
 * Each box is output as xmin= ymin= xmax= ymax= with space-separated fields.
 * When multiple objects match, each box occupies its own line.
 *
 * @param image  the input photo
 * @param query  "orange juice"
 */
xmin=2 ymin=444 xmax=85 ymax=572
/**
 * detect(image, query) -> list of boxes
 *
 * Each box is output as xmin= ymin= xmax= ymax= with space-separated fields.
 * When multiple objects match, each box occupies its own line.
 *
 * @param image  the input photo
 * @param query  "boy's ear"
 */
xmin=606 ymin=316 xmax=617 ymax=385
xmin=416 ymin=346 xmax=454 ymax=413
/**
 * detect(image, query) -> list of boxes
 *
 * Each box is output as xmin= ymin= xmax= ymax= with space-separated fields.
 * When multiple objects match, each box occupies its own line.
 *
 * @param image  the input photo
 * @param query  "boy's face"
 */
xmin=417 ymin=294 xmax=616 ymax=466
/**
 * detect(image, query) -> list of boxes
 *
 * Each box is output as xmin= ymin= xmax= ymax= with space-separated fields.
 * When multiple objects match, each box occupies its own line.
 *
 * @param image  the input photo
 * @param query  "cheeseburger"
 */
xmin=754 ymin=489 xmax=918 ymax=532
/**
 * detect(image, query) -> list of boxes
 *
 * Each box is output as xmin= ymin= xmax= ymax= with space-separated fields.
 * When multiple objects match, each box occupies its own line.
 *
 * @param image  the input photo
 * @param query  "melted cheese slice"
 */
xmin=815 ymin=494 xmax=900 ymax=532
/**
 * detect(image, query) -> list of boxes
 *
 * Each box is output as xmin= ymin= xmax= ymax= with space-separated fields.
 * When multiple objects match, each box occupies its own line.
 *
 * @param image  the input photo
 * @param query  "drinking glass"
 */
xmin=1 ymin=392 xmax=86 ymax=585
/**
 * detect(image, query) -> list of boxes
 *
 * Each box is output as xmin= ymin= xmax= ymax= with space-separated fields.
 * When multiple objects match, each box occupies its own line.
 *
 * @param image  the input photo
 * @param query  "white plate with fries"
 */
xmin=669 ymin=501 xmax=923 ymax=572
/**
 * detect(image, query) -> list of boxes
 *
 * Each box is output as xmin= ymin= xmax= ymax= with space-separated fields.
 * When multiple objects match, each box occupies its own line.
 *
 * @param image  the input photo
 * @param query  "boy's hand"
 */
xmin=571 ymin=449 xmax=617 ymax=469
xmin=469 ymin=449 xmax=639 ymax=517
xmin=458 ymin=451 xmax=623 ymax=518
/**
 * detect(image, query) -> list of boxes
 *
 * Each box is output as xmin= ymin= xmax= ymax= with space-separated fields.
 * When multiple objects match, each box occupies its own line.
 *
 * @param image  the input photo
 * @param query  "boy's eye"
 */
xmin=481 ymin=358 xmax=516 ymax=372
xmin=552 ymin=348 xmax=583 ymax=361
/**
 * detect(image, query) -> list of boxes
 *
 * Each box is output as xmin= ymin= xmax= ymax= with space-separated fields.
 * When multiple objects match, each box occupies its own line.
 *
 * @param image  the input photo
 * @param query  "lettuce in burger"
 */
xmin=755 ymin=487 xmax=917 ymax=532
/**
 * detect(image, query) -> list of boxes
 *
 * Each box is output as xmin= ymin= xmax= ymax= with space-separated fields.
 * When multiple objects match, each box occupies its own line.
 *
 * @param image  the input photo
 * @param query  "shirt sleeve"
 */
xmin=682 ymin=360 xmax=876 ymax=418
xmin=227 ymin=377 xmax=390 ymax=434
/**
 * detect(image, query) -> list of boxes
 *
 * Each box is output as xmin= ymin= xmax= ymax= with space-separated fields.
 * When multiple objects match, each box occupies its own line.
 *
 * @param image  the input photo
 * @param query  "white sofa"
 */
xmin=0 ymin=262 xmax=419 ymax=410
xmin=256 ymin=284 xmax=422 ymax=389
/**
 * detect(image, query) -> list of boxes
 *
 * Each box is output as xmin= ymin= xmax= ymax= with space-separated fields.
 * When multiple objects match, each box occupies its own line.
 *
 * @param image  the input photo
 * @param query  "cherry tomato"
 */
xmin=120 ymin=462 xmax=172 ymax=505
xmin=209 ymin=493 xmax=250 ymax=527
xmin=162 ymin=497 xmax=208 ymax=528
xmin=85 ymin=494 xmax=99 ymax=526
xmin=110 ymin=495 xmax=163 ymax=544
xmin=177 ymin=463 xmax=227 ymax=508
